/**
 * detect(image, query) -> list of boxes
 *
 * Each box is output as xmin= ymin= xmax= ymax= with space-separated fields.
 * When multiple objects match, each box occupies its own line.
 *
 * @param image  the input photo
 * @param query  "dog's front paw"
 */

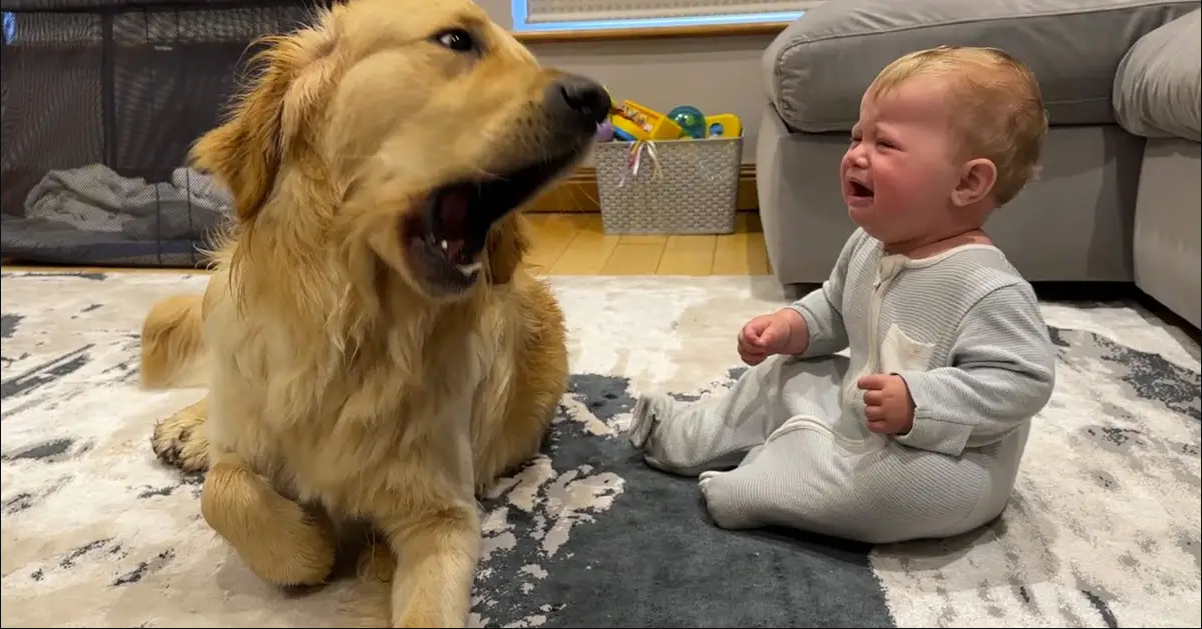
xmin=151 ymin=401 xmax=210 ymax=473
xmin=389 ymin=574 xmax=471 ymax=627
xmin=393 ymin=602 xmax=465 ymax=629
xmin=356 ymin=540 xmax=396 ymax=583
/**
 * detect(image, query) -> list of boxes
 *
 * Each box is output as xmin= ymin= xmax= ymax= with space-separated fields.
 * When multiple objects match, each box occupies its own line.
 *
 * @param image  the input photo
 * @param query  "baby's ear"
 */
xmin=952 ymin=158 xmax=997 ymax=208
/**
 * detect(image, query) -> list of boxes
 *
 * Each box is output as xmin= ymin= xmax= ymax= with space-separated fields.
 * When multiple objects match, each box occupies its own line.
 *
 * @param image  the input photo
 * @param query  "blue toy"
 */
xmin=667 ymin=105 xmax=707 ymax=140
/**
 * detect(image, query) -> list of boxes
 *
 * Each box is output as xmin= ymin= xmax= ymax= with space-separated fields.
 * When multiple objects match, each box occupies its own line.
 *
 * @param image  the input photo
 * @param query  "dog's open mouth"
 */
xmin=426 ymin=184 xmax=482 ymax=274
xmin=405 ymin=150 xmax=580 ymax=292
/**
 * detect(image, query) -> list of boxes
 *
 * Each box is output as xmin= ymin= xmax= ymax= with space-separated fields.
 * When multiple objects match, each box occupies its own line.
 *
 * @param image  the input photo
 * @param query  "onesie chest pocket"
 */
xmin=878 ymin=324 xmax=936 ymax=374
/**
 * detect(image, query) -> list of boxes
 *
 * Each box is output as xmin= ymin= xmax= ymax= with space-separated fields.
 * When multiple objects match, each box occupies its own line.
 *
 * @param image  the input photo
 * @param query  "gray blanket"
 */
xmin=21 ymin=163 xmax=233 ymax=240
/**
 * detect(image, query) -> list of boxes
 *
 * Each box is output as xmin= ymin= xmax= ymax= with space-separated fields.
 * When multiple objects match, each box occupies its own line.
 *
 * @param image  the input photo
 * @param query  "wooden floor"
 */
xmin=524 ymin=211 xmax=771 ymax=276
xmin=2 ymin=212 xmax=774 ymax=277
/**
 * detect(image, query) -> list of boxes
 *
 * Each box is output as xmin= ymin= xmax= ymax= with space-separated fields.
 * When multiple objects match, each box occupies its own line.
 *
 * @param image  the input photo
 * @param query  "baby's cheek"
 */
xmin=880 ymin=171 xmax=928 ymax=210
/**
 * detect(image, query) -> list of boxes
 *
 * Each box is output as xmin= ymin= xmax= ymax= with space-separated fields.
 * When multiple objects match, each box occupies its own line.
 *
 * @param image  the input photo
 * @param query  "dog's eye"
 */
xmin=434 ymin=28 xmax=475 ymax=52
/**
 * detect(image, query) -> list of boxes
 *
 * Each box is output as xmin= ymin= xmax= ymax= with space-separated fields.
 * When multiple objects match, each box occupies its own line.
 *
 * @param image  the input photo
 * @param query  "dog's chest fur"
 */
xmin=204 ymin=288 xmax=495 ymax=514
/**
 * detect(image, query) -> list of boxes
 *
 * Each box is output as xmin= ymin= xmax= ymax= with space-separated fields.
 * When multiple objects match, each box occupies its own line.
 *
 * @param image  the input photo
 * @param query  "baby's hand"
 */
xmin=857 ymin=374 xmax=915 ymax=435
xmin=737 ymin=311 xmax=793 ymax=366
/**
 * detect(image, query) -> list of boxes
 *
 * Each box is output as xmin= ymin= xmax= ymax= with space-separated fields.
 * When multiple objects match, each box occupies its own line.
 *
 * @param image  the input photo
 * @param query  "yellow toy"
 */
xmin=609 ymin=99 xmax=682 ymax=141
xmin=704 ymin=113 xmax=742 ymax=138
xmin=602 ymin=93 xmax=743 ymax=142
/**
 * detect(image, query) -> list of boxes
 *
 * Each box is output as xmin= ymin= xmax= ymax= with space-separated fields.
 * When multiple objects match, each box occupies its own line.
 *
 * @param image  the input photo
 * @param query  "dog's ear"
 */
xmin=484 ymin=213 xmax=532 ymax=285
xmin=190 ymin=34 xmax=324 ymax=223
xmin=189 ymin=48 xmax=289 ymax=223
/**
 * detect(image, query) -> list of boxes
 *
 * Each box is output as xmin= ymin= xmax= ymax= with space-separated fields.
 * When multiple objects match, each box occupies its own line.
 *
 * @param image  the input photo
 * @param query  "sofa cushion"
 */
xmin=1113 ymin=10 xmax=1201 ymax=142
xmin=763 ymin=0 xmax=1202 ymax=133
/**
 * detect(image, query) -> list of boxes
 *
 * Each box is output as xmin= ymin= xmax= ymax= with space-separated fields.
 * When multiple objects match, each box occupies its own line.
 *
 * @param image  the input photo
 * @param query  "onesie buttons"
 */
xmin=876 ymin=255 xmax=905 ymax=284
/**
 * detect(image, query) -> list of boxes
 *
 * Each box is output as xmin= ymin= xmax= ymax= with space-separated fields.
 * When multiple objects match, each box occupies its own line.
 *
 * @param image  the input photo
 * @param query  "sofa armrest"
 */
xmin=762 ymin=0 xmax=1201 ymax=133
xmin=1113 ymin=9 xmax=1201 ymax=143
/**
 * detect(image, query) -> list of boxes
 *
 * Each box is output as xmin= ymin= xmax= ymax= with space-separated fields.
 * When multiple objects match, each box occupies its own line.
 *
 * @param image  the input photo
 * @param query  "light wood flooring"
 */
xmin=524 ymin=211 xmax=771 ymax=276
xmin=1 ymin=212 xmax=774 ymax=277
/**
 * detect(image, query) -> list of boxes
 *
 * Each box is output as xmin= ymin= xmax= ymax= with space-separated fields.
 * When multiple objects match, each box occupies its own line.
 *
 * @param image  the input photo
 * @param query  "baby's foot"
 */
xmin=627 ymin=393 xmax=674 ymax=451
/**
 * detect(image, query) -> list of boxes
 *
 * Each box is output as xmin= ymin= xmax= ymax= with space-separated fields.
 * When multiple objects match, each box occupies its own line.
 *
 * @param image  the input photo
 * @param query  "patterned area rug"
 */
xmin=1 ymin=271 xmax=1199 ymax=628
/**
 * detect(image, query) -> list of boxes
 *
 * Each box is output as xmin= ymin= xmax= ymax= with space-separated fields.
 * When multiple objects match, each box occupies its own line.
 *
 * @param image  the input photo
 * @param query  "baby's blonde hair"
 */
xmin=867 ymin=45 xmax=1049 ymax=206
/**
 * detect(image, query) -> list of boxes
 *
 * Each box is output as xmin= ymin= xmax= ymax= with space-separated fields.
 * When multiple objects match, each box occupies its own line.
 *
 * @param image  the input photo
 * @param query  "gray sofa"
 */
xmin=755 ymin=0 xmax=1201 ymax=329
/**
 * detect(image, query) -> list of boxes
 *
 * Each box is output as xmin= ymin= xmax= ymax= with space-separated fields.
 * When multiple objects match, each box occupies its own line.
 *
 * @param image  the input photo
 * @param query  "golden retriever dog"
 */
xmin=138 ymin=0 xmax=610 ymax=624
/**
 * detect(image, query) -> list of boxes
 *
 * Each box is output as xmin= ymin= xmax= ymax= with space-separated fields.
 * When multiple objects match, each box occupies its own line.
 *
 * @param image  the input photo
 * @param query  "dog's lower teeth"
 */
xmin=456 ymin=262 xmax=481 ymax=275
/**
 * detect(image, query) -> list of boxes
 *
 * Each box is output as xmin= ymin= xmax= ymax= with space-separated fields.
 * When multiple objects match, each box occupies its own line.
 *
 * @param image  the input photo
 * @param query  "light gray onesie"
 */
xmin=627 ymin=228 xmax=1057 ymax=544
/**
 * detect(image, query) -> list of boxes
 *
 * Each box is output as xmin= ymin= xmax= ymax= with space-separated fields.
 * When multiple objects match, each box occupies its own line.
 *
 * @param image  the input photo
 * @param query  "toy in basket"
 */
xmin=607 ymin=100 xmax=742 ymax=142
xmin=592 ymin=98 xmax=745 ymax=236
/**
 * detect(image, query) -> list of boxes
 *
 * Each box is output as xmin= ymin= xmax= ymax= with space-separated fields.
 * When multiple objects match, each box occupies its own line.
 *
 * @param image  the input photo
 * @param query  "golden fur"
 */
xmin=139 ymin=0 xmax=606 ymax=625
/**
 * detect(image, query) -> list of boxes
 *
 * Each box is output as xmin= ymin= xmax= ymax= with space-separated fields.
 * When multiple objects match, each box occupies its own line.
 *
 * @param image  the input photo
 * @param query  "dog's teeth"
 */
xmin=440 ymin=240 xmax=449 ymax=251
xmin=456 ymin=261 xmax=482 ymax=275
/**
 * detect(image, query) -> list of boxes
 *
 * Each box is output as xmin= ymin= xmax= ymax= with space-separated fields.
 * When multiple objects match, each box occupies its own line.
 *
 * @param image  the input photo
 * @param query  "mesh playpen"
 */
xmin=1 ymin=0 xmax=325 ymax=267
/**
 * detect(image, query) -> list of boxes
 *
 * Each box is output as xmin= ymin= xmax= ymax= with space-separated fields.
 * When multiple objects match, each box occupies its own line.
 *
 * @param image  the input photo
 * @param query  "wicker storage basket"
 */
xmin=593 ymin=134 xmax=742 ymax=235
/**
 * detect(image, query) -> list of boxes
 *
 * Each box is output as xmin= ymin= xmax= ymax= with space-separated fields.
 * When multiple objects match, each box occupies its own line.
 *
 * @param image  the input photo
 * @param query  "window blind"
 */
xmin=521 ymin=0 xmax=819 ymax=24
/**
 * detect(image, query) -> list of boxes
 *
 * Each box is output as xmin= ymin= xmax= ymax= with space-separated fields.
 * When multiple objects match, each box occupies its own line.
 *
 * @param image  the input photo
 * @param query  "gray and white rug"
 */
xmin=1 ymin=271 xmax=1199 ymax=628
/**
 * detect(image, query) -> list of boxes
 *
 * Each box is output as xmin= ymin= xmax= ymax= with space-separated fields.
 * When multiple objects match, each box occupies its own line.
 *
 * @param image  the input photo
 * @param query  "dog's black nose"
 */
xmin=549 ymin=75 xmax=611 ymax=127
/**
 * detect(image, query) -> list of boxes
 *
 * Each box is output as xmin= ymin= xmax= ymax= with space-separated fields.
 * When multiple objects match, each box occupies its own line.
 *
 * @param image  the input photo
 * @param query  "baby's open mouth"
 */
xmin=849 ymin=181 xmax=873 ymax=197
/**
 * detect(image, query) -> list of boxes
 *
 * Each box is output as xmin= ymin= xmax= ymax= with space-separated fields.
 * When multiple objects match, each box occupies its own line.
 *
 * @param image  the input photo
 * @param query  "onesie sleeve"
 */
xmin=891 ymin=282 xmax=1056 ymax=457
xmin=785 ymin=230 xmax=861 ymax=358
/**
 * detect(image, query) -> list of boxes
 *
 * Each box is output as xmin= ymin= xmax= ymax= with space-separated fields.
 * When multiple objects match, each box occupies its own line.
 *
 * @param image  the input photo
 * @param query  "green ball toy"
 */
xmin=668 ymin=105 xmax=707 ymax=139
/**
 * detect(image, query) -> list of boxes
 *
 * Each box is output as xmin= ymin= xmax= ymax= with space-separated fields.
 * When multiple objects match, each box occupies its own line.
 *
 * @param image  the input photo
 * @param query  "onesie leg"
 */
xmin=698 ymin=427 xmax=995 ymax=544
xmin=697 ymin=418 xmax=851 ymax=535
xmin=628 ymin=355 xmax=847 ymax=477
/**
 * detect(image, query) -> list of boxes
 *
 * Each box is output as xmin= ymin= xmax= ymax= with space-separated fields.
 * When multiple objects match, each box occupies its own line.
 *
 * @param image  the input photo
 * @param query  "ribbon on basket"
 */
xmin=617 ymin=139 xmax=663 ymax=188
